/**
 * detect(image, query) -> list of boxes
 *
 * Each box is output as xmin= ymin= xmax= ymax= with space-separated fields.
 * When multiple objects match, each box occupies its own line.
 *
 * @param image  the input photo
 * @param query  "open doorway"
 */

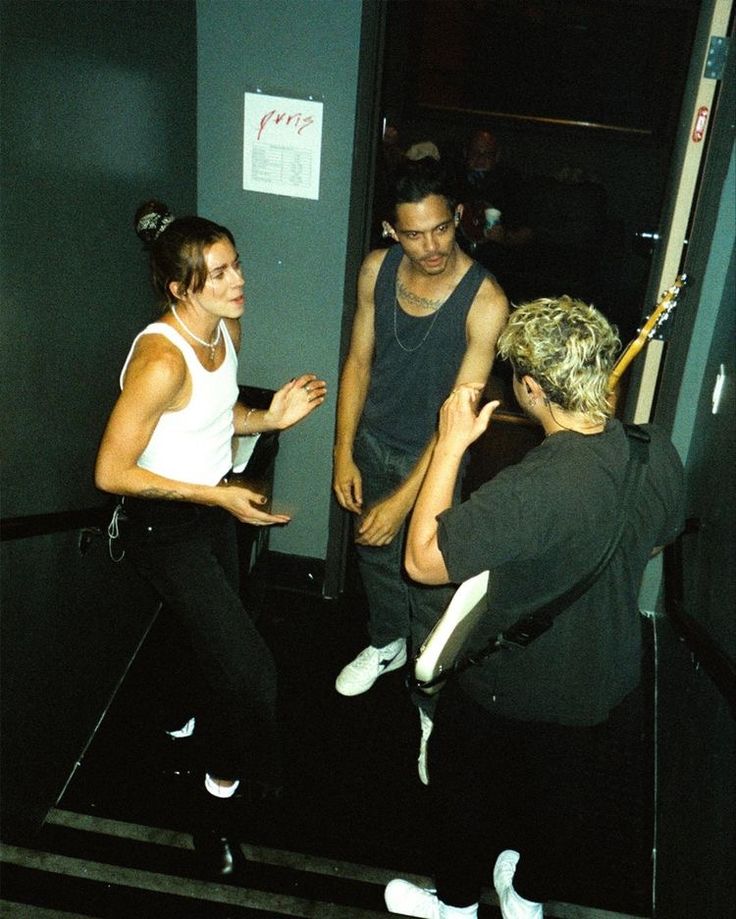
xmin=375 ymin=0 xmax=699 ymax=349
xmin=323 ymin=4 xmax=713 ymax=913
xmin=326 ymin=0 xmax=703 ymax=593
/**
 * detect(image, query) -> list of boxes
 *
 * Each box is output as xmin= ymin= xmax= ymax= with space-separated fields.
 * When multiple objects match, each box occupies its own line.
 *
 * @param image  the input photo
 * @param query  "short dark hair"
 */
xmin=388 ymin=158 xmax=457 ymax=223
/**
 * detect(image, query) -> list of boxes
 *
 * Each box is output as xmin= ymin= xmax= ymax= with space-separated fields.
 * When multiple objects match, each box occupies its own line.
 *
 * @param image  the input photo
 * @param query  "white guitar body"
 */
xmin=414 ymin=570 xmax=490 ymax=694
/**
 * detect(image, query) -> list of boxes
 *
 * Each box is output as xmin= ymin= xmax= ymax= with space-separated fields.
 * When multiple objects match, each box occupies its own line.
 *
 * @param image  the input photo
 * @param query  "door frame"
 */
xmin=627 ymin=0 xmax=734 ymax=424
xmin=323 ymin=0 xmax=386 ymax=598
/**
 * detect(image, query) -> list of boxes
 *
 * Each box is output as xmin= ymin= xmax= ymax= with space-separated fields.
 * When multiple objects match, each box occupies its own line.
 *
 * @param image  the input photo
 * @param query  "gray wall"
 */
xmin=0 ymin=0 xmax=196 ymax=835
xmin=0 ymin=0 xmax=198 ymax=517
xmin=196 ymin=0 xmax=364 ymax=559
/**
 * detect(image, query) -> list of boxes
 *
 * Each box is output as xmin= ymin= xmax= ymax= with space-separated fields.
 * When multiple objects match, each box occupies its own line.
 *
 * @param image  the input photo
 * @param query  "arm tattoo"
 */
xmin=139 ymin=487 xmax=187 ymax=501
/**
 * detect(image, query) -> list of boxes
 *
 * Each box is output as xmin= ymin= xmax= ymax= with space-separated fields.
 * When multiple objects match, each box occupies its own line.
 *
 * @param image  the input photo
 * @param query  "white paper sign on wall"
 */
xmin=243 ymin=92 xmax=323 ymax=200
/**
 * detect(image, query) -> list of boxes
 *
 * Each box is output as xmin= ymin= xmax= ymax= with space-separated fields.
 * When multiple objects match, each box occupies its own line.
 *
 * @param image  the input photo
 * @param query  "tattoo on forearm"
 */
xmin=139 ymin=487 xmax=187 ymax=501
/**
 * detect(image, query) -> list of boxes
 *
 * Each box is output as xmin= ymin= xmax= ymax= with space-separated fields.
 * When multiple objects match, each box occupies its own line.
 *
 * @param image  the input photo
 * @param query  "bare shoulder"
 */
xmin=464 ymin=273 xmax=509 ymax=353
xmin=453 ymin=249 xmax=508 ymax=318
xmin=355 ymin=247 xmax=392 ymax=311
xmin=359 ymin=247 xmax=392 ymax=284
xmin=123 ymin=332 xmax=188 ymax=401
xmin=473 ymin=273 xmax=510 ymax=319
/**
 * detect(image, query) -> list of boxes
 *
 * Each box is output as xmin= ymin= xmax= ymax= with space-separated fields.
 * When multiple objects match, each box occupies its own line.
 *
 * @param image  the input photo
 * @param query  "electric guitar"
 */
xmin=607 ymin=274 xmax=686 ymax=394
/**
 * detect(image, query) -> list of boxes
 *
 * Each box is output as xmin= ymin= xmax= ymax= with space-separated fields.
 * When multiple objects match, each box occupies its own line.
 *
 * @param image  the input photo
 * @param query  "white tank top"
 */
xmin=120 ymin=321 xmax=239 ymax=486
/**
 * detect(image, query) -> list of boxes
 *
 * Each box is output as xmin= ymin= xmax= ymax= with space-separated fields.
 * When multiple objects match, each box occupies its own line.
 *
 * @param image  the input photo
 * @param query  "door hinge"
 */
xmin=704 ymin=35 xmax=729 ymax=79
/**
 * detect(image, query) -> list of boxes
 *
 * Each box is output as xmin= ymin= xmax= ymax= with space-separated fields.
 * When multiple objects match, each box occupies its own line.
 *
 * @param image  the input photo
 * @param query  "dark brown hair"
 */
xmin=134 ymin=200 xmax=235 ymax=312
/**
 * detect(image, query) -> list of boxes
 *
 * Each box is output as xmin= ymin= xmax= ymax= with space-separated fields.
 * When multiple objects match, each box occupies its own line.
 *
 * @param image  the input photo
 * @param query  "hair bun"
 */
xmin=134 ymin=199 xmax=175 ymax=243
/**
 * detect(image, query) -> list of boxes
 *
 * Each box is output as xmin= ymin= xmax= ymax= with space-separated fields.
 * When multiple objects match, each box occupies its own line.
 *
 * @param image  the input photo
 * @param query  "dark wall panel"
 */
xmin=655 ymin=615 xmax=736 ymax=918
xmin=0 ymin=0 xmax=197 ymax=517
xmin=1 ymin=531 xmax=160 ymax=839
xmin=0 ymin=0 xmax=197 ymax=838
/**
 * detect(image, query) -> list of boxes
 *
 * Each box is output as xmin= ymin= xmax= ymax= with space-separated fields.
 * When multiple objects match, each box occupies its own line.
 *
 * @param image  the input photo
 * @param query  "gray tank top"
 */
xmin=361 ymin=245 xmax=488 ymax=454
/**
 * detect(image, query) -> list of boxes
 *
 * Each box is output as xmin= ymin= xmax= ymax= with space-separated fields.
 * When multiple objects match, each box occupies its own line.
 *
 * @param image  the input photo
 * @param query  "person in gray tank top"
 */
xmin=332 ymin=158 xmax=509 ymax=783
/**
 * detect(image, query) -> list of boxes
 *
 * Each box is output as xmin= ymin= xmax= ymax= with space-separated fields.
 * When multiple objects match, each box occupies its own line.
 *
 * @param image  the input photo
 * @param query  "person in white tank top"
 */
xmin=95 ymin=200 xmax=326 ymax=875
xmin=97 ymin=203 xmax=326 ymax=512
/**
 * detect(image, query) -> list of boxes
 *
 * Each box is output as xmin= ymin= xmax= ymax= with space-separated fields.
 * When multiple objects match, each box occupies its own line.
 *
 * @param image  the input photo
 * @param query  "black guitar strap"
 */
xmin=449 ymin=423 xmax=651 ymax=680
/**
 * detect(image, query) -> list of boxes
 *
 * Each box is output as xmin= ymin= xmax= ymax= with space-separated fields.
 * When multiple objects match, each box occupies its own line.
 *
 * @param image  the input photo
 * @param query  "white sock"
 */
xmin=204 ymin=773 xmax=240 ymax=798
xmin=166 ymin=716 xmax=195 ymax=738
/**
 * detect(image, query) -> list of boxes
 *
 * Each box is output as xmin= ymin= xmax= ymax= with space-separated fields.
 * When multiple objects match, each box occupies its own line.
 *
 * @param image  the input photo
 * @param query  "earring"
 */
xmin=382 ymin=227 xmax=390 ymax=238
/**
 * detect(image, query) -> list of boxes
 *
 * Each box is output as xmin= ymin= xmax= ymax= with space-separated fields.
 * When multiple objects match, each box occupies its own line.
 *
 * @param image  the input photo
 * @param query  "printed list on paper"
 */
xmin=243 ymin=92 xmax=323 ymax=200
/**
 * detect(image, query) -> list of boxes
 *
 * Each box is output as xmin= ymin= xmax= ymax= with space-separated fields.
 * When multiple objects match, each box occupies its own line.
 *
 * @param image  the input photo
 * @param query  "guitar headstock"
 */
xmin=608 ymin=273 xmax=687 ymax=395
xmin=646 ymin=273 xmax=686 ymax=341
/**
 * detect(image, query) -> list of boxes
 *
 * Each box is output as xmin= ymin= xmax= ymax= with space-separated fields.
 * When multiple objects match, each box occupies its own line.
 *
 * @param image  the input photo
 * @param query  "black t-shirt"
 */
xmin=437 ymin=419 xmax=685 ymax=725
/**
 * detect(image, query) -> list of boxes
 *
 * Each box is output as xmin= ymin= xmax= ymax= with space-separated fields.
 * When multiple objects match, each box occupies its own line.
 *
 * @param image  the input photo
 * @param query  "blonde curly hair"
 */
xmin=497 ymin=296 xmax=621 ymax=422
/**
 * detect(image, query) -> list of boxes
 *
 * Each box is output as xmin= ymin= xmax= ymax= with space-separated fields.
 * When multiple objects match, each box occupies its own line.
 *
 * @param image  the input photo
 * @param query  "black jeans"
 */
xmin=122 ymin=498 xmax=281 ymax=784
xmin=430 ymin=684 xmax=621 ymax=907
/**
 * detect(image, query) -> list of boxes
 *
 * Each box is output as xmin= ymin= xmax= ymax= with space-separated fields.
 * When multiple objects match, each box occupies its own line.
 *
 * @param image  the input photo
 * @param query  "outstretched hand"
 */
xmin=216 ymin=482 xmax=292 ymax=526
xmin=267 ymin=373 xmax=327 ymax=431
xmin=437 ymin=384 xmax=500 ymax=454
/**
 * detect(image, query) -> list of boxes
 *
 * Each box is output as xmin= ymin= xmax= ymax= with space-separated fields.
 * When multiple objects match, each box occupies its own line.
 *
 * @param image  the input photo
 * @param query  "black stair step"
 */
xmin=0 ymin=849 xmax=400 ymax=918
xmin=1 ymin=808 xmax=430 ymax=918
xmin=1 ymin=808 xmax=647 ymax=919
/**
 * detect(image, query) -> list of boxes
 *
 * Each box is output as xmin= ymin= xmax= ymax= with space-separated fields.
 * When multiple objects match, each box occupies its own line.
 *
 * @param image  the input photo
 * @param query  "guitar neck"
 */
xmin=607 ymin=275 xmax=684 ymax=395
xmin=608 ymin=330 xmax=649 ymax=391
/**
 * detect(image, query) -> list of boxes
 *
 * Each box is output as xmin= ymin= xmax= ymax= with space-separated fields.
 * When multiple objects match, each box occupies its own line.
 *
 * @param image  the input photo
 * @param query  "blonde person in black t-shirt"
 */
xmin=384 ymin=296 xmax=685 ymax=919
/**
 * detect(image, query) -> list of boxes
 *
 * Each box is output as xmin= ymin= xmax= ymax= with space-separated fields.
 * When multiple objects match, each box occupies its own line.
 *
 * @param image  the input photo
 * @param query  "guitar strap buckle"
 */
xmin=496 ymin=614 xmax=554 ymax=650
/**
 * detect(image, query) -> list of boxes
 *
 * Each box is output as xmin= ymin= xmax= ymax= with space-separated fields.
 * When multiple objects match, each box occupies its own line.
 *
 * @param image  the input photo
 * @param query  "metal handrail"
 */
xmin=1 ymin=506 xmax=111 ymax=542
xmin=662 ymin=518 xmax=736 ymax=717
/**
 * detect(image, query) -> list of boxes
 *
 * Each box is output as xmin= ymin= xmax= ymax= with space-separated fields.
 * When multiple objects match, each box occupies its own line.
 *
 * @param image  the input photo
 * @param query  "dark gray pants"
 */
xmin=353 ymin=426 xmax=456 ymax=657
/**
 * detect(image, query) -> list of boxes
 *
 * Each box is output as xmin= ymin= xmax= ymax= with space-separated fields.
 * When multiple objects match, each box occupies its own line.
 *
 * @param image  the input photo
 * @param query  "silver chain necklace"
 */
xmin=171 ymin=305 xmax=222 ymax=361
xmin=393 ymin=296 xmax=447 ymax=353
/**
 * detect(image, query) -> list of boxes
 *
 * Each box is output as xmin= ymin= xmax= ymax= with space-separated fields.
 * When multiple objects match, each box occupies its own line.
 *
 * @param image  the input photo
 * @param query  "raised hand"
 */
xmin=266 ymin=373 xmax=327 ymax=431
xmin=438 ymin=384 xmax=499 ymax=454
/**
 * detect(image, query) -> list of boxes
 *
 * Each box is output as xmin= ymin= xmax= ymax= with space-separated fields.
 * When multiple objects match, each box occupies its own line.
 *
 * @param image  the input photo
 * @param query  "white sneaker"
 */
xmin=385 ymin=879 xmax=440 ymax=918
xmin=335 ymin=639 xmax=407 ymax=696
xmin=493 ymin=850 xmax=544 ymax=918
xmin=418 ymin=708 xmax=434 ymax=786
xmin=385 ymin=880 xmax=478 ymax=918
xmin=166 ymin=716 xmax=196 ymax=739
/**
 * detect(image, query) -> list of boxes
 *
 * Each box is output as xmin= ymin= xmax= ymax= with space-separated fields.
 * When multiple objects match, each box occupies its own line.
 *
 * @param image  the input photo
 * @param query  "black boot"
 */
xmin=192 ymin=827 xmax=247 ymax=879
